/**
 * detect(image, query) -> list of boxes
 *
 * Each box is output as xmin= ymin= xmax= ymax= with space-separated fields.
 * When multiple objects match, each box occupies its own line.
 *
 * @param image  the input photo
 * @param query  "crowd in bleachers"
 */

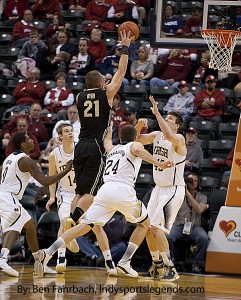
xmin=0 ymin=0 xmax=240 ymax=274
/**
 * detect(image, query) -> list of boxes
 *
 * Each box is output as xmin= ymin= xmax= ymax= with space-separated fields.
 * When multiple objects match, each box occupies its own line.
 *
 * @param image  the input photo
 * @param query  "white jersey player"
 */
xmin=136 ymin=95 xmax=187 ymax=281
xmin=46 ymin=123 xmax=78 ymax=273
xmin=34 ymin=125 xmax=172 ymax=278
xmin=0 ymin=133 xmax=72 ymax=277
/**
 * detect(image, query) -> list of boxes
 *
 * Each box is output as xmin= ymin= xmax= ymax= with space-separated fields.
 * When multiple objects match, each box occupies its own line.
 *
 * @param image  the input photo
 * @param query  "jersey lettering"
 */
xmin=153 ymin=146 xmax=168 ymax=158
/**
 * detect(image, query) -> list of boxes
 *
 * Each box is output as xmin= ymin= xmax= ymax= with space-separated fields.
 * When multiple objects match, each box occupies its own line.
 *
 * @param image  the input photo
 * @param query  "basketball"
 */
xmin=118 ymin=21 xmax=140 ymax=41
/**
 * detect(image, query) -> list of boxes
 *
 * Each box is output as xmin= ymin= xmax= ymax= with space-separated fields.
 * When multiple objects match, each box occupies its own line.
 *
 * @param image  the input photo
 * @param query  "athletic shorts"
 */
xmin=81 ymin=182 xmax=148 ymax=226
xmin=0 ymin=192 xmax=31 ymax=233
xmin=74 ymin=138 xmax=105 ymax=196
xmin=57 ymin=192 xmax=75 ymax=222
xmin=147 ymin=185 xmax=185 ymax=234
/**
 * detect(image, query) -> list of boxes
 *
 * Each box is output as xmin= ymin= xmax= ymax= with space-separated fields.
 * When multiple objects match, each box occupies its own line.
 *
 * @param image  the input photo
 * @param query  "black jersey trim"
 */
xmin=15 ymin=173 xmax=22 ymax=195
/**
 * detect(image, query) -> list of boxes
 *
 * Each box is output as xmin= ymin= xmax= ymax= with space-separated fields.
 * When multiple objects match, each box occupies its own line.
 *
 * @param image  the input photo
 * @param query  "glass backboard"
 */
xmin=150 ymin=0 xmax=241 ymax=49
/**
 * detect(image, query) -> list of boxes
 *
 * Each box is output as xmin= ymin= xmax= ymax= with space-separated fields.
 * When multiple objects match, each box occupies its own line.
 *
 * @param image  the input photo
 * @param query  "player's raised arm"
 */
xmin=135 ymin=118 xmax=158 ymax=145
xmin=149 ymin=95 xmax=185 ymax=148
xmin=106 ymin=30 xmax=132 ymax=106
xmin=104 ymin=123 xmax=115 ymax=154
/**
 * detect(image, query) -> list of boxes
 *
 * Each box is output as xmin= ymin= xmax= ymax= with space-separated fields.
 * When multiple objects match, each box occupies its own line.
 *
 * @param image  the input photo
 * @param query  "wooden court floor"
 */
xmin=0 ymin=264 xmax=241 ymax=300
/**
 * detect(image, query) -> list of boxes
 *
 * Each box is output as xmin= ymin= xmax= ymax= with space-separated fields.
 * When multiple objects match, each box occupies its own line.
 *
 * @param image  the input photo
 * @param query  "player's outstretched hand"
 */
xmin=119 ymin=29 xmax=132 ymax=47
xmin=65 ymin=160 xmax=73 ymax=171
xmin=158 ymin=160 xmax=173 ymax=170
xmin=149 ymin=95 xmax=159 ymax=116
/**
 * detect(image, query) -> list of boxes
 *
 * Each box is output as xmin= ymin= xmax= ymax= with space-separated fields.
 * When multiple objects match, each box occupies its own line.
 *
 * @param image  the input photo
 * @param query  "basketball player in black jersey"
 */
xmin=64 ymin=30 xmax=133 ymax=275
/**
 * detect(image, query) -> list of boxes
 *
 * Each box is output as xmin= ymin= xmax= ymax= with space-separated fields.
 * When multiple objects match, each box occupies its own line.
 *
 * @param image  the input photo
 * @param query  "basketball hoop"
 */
xmin=201 ymin=29 xmax=241 ymax=72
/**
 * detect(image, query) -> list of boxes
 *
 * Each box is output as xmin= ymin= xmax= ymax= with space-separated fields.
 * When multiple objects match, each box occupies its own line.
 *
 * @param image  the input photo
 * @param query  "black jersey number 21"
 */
xmin=84 ymin=100 xmax=100 ymax=117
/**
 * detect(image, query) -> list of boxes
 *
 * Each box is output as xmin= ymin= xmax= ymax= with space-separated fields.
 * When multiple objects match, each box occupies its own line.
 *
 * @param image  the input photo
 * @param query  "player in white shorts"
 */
xmin=34 ymin=124 xmax=172 ymax=278
xmin=0 ymin=132 xmax=72 ymax=277
xmin=46 ymin=123 xmax=79 ymax=273
xmin=136 ymin=95 xmax=187 ymax=281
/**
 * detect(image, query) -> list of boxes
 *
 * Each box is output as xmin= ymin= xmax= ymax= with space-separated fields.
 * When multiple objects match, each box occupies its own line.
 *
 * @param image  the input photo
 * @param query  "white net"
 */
xmin=201 ymin=30 xmax=241 ymax=72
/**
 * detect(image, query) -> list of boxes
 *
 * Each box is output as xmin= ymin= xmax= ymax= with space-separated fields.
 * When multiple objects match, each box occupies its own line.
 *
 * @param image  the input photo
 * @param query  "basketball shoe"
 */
xmin=105 ymin=259 xmax=117 ymax=276
xmin=141 ymin=261 xmax=165 ymax=279
xmin=0 ymin=258 xmax=19 ymax=277
xmin=34 ymin=249 xmax=52 ymax=277
xmin=63 ymin=217 xmax=79 ymax=253
xmin=117 ymin=260 xmax=138 ymax=277
xmin=55 ymin=257 xmax=67 ymax=273
xmin=160 ymin=266 xmax=180 ymax=281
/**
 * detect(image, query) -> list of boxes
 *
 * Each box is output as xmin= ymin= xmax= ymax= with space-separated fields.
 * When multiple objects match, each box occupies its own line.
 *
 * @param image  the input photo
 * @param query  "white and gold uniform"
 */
xmin=147 ymin=132 xmax=186 ymax=234
xmin=53 ymin=145 xmax=75 ymax=221
xmin=81 ymin=142 xmax=148 ymax=226
xmin=0 ymin=151 xmax=31 ymax=233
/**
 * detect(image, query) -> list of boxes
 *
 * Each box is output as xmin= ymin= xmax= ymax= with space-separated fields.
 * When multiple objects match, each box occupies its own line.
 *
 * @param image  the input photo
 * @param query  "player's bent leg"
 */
xmin=143 ymin=228 xmax=165 ymax=278
xmin=64 ymin=194 xmax=94 ymax=253
xmin=117 ymin=217 xmax=150 ymax=278
xmin=93 ymin=225 xmax=117 ymax=277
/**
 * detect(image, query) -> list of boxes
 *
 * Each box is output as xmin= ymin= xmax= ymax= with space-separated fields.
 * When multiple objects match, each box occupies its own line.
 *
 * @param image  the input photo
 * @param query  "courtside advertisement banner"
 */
xmin=225 ymin=116 xmax=241 ymax=207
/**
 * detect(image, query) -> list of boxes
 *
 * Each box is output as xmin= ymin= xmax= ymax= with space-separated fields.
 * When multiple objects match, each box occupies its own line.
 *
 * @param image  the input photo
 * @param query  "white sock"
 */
xmin=46 ymin=238 xmax=65 ymax=256
xmin=160 ymin=251 xmax=174 ymax=267
xmin=102 ymin=250 xmax=112 ymax=261
xmin=119 ymin=242 xmax=138 ymax=264
xmin=0 ymin=248 xmax=10 ymax=260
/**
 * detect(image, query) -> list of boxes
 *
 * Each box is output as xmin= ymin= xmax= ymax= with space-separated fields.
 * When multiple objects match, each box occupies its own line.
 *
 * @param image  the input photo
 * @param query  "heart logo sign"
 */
xmin=235 ymin=158 xmax=241 ymax=169
xmin=219 ymin=220 xmax=236 ymax=237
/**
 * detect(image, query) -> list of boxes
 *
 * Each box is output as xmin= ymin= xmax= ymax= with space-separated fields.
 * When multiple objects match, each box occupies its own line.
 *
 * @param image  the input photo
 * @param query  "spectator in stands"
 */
xmin=83 ymin=0 xmax=110 ymax=25
xmin=132 ymin=0 xmax=147 ymax=27
xmin=184 ymin=6 xmax=209 ymax=36
xmin=52 ymin=105 xmax=80 ymax=144
xmin=5 ymin=117 xmax=41 ymax=159
xmin=167 ymin=172 xmax=209 ymax=274
xmin=45 ymin=13 xmax=71 ymax=40
xmin=211 ymin=148 xmax=234 ymax=177
xmin=12 ymin=9 xmax=39 ymax=48
xmin=163 ymin=80 xmax=195 ymax=125
xmin=69 ymin=0 xmax=88 ymax=12
xmin=36 ymin=38 xmax=59 ymax=80
xmin=43 ymin=72 xmax=74 ymax=120
xmin=193 ymin=75 xmax=225 ymax=129
xmin=107 ymin=0 xmax=138 ymax=25
xmin=56 ymin=30 xmax=78 ymax=57
xmin=1 ymin=0 xmax=29 ymax=24
xmin=1 ymin=103 xmax=50 ymax=149
xmin=162 ymin=3 xmax=183 ymax=36
xmin=18 ymin=30 xmax=45 ymax=61
xmin=12 ymin=67 xmax=46 ymax=109
xmin=150 ymin=49 xmax=192 ymax=92
xmin=130 ymin=46 xmax=154 ymax=88
xmin=88 ymin=28 xmax=108 ymax=67
xmin=99 ymin=43 xmax=132 ymax=88
xmin=185 ymin=127 xmax=203 ymax=174
xmin=68 ymin=38 xmax=95 ymax=84
xmin=32 ymin=0 xmax=60 ymax=20
xmin=118 ymin=107 xmax=148 ymax=142
xmin=188 ymin=50 xmax=218 ymax=88
xmin=111 ymin=93 xmax=125 ymax=144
